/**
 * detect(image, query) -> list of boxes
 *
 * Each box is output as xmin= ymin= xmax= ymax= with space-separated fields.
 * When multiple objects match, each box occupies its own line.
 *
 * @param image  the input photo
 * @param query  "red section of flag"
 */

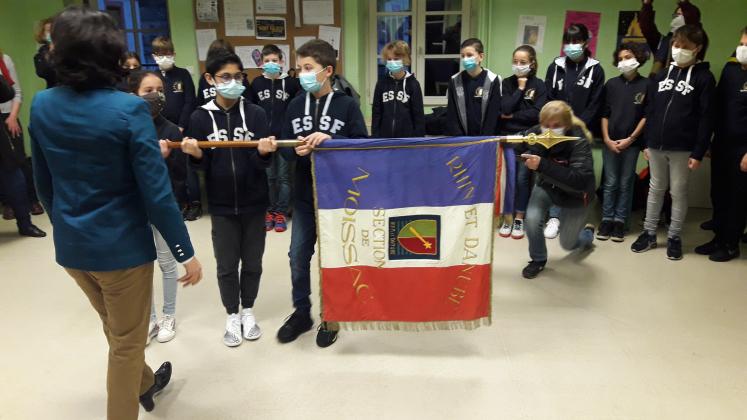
xmin=321 ymin=264 xmax=491 ymax=322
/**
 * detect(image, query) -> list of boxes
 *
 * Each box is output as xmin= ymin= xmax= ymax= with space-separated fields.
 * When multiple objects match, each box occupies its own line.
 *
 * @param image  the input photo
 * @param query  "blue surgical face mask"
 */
xmin=299 ymin=68 xmax=326 ymax=93
xmin=216 ymin=79 xmax=246 ymax=100
xmin=45 ymin=33 xmax=52 ymax=44
xmin=263 ymin=61 xmax=282 ymax=75
xmin=386 ymin=59 xmax=404 ymax=73
xmin=462 ymin=56 xmax=478 ymax=71
xmin=563 ymin=43 xmax=585 ymax=61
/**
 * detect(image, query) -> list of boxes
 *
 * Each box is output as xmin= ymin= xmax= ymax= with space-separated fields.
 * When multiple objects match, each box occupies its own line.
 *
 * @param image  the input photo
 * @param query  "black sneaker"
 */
xmin=596 ymin=220 xmax=613 ymax=241
xmin=183 ymin=201 xmax=203 ymax=221
xmin=699 ymin=219 xmax=714 ymax=231
xmin=666 ymin=236 xmax=683 ymax=260
xmin=631 ymin=232 xmax=657 ymax=253
xmin=18 ymin=224 xmax=46 ymax=238
xmin=709 ymin=246 xmax=740 ymax=262
xmin=316 ymin=322 xmax=339 ymax=348
xmin=611 ymin=221 xmax=625 ymax=242
xmin=139 ymin=361 xmax=172 ymax=412
xmin=277 ymin=310 xmax=313 ymax=343
xmin=521 ymin=260 xmax=546 ymax=279
xmin=694 ymin=239 xmax=719 ymax=255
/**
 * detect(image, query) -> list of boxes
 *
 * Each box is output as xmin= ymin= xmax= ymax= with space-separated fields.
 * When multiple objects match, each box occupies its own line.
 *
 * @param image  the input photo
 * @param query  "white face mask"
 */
xmin=670 ymin=15 xmax=685 ymax=33
xmin=736 ymin=46 xmax=747 ymax=65
xmin=542 ymin=127 xmax=566 ymax=136
xmin=617 ymin=58 xmax=640 ymax=75
xmin=512 ymin=64 xmax=531 ymax=77
xmin=671 ymin=47 xmax=696 ymax=66
xmin=154 ymin=55 xmax=175 ymax=71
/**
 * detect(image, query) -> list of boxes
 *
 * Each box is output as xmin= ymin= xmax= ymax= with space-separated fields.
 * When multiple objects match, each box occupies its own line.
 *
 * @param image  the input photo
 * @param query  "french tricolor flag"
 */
xmin=312 ymin=137 xmax=503 ymax=331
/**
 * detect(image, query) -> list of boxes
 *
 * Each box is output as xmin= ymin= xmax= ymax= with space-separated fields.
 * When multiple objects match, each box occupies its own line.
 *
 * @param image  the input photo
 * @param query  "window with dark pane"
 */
xmin=98 ymin=0 xmax=171 ymax=69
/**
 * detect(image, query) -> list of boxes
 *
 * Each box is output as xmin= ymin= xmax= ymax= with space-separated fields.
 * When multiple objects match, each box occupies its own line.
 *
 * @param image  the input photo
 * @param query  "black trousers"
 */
xmin=711 ymin=144 xmax=747 ymax=248
xmin=211 ymin=211 xmax=266 ymax=314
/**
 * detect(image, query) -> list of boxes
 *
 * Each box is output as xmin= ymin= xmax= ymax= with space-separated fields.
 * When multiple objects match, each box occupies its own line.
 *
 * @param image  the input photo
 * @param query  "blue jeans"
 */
xmin=602 ymin=147 xmax=639 ymax=222
xmin=526 ymin=186 xmax=593 ymax=262
xmin=150 ymin=227 xmax=178 ymax=321
xmin=515 ymin=156 xmax=532 ymax=214
xmin=267 ymin=153 xmax=291 ymax=214
xmin=289 ymin=196 xmax=317 ymax=312
xmin=501 ymin=146 xmax=516 ymax=215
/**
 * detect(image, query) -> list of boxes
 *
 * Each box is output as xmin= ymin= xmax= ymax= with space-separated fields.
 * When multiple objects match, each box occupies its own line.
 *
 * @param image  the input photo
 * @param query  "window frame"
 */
xmin=368 ymin=0 xmax=471 ymax=106
xmin=98 ymin=0 xmax=171 ymax=69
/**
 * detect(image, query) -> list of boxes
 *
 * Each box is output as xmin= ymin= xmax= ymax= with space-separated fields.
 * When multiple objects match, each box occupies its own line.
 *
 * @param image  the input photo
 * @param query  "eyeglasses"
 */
xmin=215 ymin=73 xmax=245 ymax=83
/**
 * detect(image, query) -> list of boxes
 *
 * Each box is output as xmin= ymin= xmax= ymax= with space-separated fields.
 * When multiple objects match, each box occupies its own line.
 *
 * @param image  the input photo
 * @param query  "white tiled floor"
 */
xmin=1 ymin=208 xmax=745 ymax=420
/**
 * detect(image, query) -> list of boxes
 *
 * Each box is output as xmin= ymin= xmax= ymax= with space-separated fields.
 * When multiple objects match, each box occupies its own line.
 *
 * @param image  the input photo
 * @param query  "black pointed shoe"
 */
xmin=18 ymin=224 xmax=46 ymax=238
xmin=139 ymin=362 xmax=172 ymax=412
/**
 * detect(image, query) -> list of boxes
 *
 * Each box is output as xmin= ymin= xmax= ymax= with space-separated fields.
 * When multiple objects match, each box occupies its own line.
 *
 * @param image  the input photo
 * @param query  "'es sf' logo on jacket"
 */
xmin=291 ymin=116 xmax=346 ymax=135
xmin=658 ymin=78 xmax=694 ymax=95
xmin=382 ymin=90 xmax=410 ymax=103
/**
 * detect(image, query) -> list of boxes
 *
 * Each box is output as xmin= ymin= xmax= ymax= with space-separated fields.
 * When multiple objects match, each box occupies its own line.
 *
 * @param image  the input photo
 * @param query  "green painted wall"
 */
xmin=167 ymin=0 xmax=200 ymax=83
xmin=0 ymin=0 xmax=65 ymax=133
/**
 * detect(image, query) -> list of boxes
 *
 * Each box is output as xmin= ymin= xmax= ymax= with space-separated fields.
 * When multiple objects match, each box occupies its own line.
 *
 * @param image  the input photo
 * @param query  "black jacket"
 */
xmin=154 ymin=115 xmax=187 ymax=198
xmin=196 ymin=74 xmax=252 ymax=106
xmin=522 ymin=125 xmax=596 ymax=208
xmin=0 ymin=75 xmax=13 ymax=102
xmin=186 ymin=98 xmax=271 ymax=215
xmin=601 ymin=74 xmax=651 ymax=148
xmin=446 ymin=69 xmax=502 ymax=136
xmin=713 ymin=62 xmax=747 ymax=156
xmin=161 ymin=66 xmax=196 ymax=129
xmin=500 ymin=75 xmax=548 ymax=134
xmin=371 ymin=71 xmax=425 ymax=138
xmin=33 ymin=44 xmax=56 ymax=89
xmin=281 ymin=90 xmax=368 ymax=204
xmin=545 ymin=56 xmax=605 ymax=133
xmin=249 ymin=74 xmax=301 ymax=137
xmin=643 ymin=62 xmax=716 ymax=160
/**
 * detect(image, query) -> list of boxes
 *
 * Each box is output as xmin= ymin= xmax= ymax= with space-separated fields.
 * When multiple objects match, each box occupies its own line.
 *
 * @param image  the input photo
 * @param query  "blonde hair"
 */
xmin=539 ymin=100 xmax=592 ymax=141
xmin=152 ymin=36 xmax=174 ymax=54
xmin=34 ymin=17 xmax=53 ymax=44
xmin=381 ymin=40 xmax=411 ymax=66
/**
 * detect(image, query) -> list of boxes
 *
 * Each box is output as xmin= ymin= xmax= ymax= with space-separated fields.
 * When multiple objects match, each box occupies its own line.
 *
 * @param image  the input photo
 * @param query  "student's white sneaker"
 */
xmin=511 ymin=219 xmax=525 ymax=239
xmin=544 ymin=217 xmax=560 ymax=239
xmin=498 ymin=221 xmax=512 ymax=237
xmin=240 ymin=308 xmax=262 ymax=341
xmin=223 ymin=314 xmax=243 ymax=347
xmin=156 ymin=315 xmax=176 ymax=343
xmin=146 ymin=320 xmax=159 ymax=346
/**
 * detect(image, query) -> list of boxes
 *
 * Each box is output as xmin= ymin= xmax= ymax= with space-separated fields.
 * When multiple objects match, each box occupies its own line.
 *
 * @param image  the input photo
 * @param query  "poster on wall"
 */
xmin=617 ymin=11 xmax=652 ymax=55
xmin=196 ymin=0 xmax=219 ymax=22
xmin=562 ymin=11 xmax=601 ymax=57
xmin=236 ymin=44 xmax=291 ymax=73
xmin=195 ymin=29 xmax=217 ymax=60
xmin=302 ymin=0 xmax=334 ymax=25
xmin=515 ymin=15 xmax=546 ymax=53
xmin=256 ymin=17 xmax=287 ymax=40
xmin=256 ymin=0 xmax=287 ymax=14
xmin=224 ymin=0 xmax=256 ymax=37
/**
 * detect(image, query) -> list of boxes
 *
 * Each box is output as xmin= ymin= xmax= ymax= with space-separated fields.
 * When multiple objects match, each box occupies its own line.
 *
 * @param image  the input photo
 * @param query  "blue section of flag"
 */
xmin=312 ymin=136 xmax=498 ymax=210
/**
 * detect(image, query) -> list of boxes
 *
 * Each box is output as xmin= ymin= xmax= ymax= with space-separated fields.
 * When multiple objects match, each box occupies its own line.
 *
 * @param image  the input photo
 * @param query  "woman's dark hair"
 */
xmin=563 ymin=24 xmax=592 ymax=57
xmin=122 ymin=51 xmax=140 ymax=65
xmin=460 ymin=38 xmax=484 ymax=54
xmin=206 ymin=51 xmax=244 ymax=76
xmin=513 ymin=45 xmax=538 ymax=76
xmin=207 ymin=38 xmax=235 ymax=59
xmin=613 ymin=42 xmax=649 ymax=66
xmin=673 ymin=24 xmax=709 ymax=60
xmin=51 ymin=6 xmax=126 ymax=90
xmin=127 ymin=70 xmax=162 ymax=94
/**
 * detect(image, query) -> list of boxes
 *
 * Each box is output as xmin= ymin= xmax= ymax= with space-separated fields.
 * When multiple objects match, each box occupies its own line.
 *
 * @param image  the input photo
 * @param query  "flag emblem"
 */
xmin=389 ymin=215 xmax=440 ymax=260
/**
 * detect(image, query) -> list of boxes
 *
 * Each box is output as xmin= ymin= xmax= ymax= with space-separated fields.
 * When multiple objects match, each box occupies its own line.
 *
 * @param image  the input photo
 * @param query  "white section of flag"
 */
xmin=318 ymin=203 xmax=494 ymax=269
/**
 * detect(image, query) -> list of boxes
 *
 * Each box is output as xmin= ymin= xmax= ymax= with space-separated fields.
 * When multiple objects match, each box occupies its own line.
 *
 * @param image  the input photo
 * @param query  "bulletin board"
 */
xmin=192 ymin=0 xmax=343 ymax=79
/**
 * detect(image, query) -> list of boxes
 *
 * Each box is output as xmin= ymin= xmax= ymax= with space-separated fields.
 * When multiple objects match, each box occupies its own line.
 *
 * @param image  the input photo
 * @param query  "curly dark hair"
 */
xmin=50 ymin=6 xmax=126 ymax=90
xmin=613 ymin=42 xmax=649 ymax=66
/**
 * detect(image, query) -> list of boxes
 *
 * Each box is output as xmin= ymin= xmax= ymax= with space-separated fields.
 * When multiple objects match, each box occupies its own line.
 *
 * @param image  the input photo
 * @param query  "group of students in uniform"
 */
xmin=18 ymin=4 xmax=746 ymax=419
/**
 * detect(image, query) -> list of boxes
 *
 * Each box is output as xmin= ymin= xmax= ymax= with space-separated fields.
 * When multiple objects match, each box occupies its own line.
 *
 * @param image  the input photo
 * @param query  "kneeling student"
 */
xmin=520 ymin=101 xmax=596 ymax=279
xmin=182 ymin=51 xmax=277 ymax=347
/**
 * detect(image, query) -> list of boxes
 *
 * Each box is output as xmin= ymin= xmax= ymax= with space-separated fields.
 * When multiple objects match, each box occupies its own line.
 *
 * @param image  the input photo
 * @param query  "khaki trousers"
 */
xmin=65 ymin=262 xmax=156 ymax=420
